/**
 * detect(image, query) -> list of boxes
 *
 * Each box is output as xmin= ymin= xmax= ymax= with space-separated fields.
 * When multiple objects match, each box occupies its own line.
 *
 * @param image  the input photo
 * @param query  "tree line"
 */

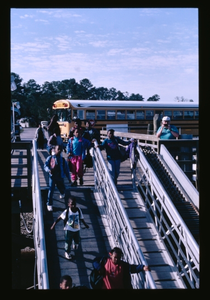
xmin=11 ymin=72 xmax=161 ymax=124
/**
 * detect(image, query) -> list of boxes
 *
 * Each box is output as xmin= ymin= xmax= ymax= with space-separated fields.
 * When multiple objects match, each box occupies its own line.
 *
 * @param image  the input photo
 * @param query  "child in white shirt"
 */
xmin=51 ymin=198 xmax=89 ymax=260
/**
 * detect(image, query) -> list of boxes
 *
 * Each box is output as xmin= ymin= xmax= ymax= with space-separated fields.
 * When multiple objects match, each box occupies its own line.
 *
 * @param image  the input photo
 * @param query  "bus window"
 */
xmin=184 ymin=111 xmax=194 ymax=119
xmin=97 ymin=110 xmax=105 ymax=120
xmin=146 ymin=110 xmax=154 ymax=120
xmin=107 ymin=110 xmax=116 ymax=120
xmin=136 ymin=110 xmax=145 ymax=119
xmin=117 ymin=110 xmax=125 ymax=119
xmin=57 ymin=109 xmax=68 ymax=122
xmin=164 ymin=111 xmax=172 ymax=118
xmin=86 ymin=110 xmax=95 ymax=119
xmin=127 ymin=110 xmax=135 ymax=119
xmin=195 ymin=110 xmax=199 ymax=119
xmin=73 ymin=109 xmax=84 ymax=120
xmin=173 ymin=110 xmax=183 ymax=120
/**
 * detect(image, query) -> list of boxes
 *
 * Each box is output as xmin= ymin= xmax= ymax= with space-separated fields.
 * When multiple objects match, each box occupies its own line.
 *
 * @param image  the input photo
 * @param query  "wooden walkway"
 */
xmin=118 ymin=188 xmax=184 ymax=288
xmin=36 ymin=150 xmax=112 ymax=289
xmin=12 ymin=128 xmax=185 ymax=289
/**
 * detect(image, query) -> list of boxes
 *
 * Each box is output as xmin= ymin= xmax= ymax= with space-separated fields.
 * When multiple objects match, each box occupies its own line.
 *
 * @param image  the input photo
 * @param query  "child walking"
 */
xmin=44 ymin=145 xmax=71 ymax=211
xmin=51 ymin=198 xmax=89 ymax=260
xmin=67 ymin=128 xmax=91 ymax=187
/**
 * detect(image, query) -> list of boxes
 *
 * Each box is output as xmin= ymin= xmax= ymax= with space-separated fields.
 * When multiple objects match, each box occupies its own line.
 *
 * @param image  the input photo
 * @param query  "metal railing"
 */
xmin=135 ymin=144 xmax=199 ymax=288
xmin=100 ymin=131 xmax=199 ymax=190
xmin=32 ymin=140 xmax=49 ymax=289
xmin=92 ymin=141 xmax=157 ymax=289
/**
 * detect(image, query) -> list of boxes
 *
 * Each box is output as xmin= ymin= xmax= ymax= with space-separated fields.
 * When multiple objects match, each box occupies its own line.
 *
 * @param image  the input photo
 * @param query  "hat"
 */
xmin=162 ymin=116 xmax=170 ymax=121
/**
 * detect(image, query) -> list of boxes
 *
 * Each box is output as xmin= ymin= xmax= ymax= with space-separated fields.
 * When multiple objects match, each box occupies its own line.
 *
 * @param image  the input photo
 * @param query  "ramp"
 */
xmin=118 ymin=186 xmax=185 ymax=288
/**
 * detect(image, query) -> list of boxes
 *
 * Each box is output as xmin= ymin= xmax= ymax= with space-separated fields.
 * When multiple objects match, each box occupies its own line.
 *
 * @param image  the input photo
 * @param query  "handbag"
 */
xmin=118 ymin=145 xmax=129 ymax=162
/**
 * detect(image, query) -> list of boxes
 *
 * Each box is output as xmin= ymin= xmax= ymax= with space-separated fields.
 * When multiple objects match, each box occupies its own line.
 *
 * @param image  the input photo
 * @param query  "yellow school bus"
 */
xmin=52 ymin=99 xmax=199 ymax=141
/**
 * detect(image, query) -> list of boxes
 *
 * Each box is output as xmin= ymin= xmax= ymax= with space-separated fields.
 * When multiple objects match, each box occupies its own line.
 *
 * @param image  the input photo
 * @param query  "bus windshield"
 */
xmin=56 ymin=109 xmax=71 ymax=122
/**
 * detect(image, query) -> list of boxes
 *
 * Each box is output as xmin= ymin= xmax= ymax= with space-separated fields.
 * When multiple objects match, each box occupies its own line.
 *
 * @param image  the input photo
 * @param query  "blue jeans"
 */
xmin=64 ymin=230 xmax=80 ymax=253
xmin=47 ymin=175 xmax=65 ymax=206
xmin=107 ymin=159 xmax=121 ymax=184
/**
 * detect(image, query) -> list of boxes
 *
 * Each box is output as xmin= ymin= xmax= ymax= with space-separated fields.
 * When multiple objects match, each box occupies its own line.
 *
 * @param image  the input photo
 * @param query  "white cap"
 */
xmin=162 ymin=116 xmax=170 ymax=121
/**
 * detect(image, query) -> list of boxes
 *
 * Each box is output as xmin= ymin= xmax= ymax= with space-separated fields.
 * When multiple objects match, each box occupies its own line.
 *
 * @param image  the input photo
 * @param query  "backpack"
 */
xmin=115 ymin=138 xmax=129 ymax=162
xmin=90 ymin=256 xmax=107 ymax=289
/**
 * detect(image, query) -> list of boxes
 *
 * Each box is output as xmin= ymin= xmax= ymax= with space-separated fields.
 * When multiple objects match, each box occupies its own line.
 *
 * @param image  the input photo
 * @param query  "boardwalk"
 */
xmin=43 ymin=187 xmax=111 ymax=288
xmin=118 ymin=188 xmax=184 ymax=288
xmin=13 ymin=128 xmax=185 ymax=289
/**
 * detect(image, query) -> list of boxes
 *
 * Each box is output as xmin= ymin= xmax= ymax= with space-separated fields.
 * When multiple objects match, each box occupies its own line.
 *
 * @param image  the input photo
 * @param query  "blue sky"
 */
xmin=11 ymin=8 xmax=198 ymax=102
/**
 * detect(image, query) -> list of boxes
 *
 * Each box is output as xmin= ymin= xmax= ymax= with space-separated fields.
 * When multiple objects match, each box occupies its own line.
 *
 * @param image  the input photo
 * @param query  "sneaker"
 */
xmin=71 ymin=180 xmax=77 ymax=187
xmin=60 ymin=193 xmax=65 ymax=199
xmin=79 ymin=177 xmax=83 ymax=186
xmin=47 ymin=205 xmax=53 ymax=212
xmin=72 ymin=244 xmax=79 ymax=250
xmin=65 ymin=252 xmax=72 ymax=260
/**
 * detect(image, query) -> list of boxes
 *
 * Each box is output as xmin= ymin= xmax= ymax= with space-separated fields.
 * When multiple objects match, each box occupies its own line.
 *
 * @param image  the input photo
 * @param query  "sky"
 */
xmin=11 ymin=8 xmax=198 ymax=102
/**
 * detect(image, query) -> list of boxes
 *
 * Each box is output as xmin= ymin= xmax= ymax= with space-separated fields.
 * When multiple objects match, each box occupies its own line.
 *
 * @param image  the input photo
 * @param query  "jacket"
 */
xmin=44 ymin=154 xmax=70 ymax=181
xmin=99 ymin=137 xmax=131 ymax=160
xmin=66 ymin=136 xmax=91 ymax=160
xmin=93 ymin=257 xmax=145 ymax=289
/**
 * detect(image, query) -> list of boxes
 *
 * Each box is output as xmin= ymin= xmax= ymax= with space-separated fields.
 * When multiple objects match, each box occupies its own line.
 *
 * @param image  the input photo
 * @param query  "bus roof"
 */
xmin=61 ymin=99 xmax=198 ymax=109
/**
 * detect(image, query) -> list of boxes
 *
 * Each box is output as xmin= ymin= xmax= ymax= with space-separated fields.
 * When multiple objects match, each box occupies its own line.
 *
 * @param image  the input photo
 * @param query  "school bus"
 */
xmin=52 ymin=99 xmax=199 ymax=141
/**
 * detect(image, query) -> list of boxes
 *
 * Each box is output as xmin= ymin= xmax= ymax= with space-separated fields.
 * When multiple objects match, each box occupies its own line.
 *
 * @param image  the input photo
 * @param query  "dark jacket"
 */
xmin=92 ymin=257 xmax=145 ymax=289
xmin=99 ymin=137 xmax=130 ymax=160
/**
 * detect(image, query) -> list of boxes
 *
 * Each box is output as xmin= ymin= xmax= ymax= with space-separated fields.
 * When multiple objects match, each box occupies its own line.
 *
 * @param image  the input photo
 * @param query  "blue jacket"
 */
xmin=44 ymin=154 xmax=70 ymax=181
xmin=67 ymin=136 xmax=91 ymax=160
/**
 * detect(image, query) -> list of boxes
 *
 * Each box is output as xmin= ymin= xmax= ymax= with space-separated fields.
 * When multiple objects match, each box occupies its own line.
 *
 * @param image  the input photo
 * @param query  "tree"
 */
xmin=147 ymin=94 xmax=160 ymax=101
xmin=128 ymin=93 xmax=144 ymax=101
xmin=175 ymin=96 xmax=194 ymax=102
xmin=59 ymin=78 xmax=78 ymax=99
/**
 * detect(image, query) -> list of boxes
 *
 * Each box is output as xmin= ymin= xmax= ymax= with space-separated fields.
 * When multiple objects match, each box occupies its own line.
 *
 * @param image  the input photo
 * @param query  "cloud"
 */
xmin=89 ymin=40 xmax=109 ymax=48
xmin=20 ymin=14 xmax=33 ymax=19
xmin=35 ymin=19 xmax=49 ymax=24
xmin=54 ymin=35 xmax=72 ymax=51
xmin=38 ymin=9 xmax=82 ymax=19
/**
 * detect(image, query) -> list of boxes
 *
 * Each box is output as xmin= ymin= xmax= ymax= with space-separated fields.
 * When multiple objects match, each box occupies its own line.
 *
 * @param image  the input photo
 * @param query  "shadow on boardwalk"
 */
xmin=43 ymin=187 xmax=111 ymax=289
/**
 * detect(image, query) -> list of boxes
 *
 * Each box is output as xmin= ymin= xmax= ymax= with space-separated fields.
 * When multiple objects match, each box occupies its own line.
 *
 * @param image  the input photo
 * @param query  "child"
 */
xmin=44 ymin=145 xmax=71 ymax=211
xmin=67 ymin=128 xmax=91 ymax=187
xmin=51 ymin=198 xmax=89 ymax=260
xmin=47 ymin=126 xmax=64 ymax=154
xmin=98 ymin=129 xmax=131 ymax=185
xmin=60 ymin=275 xmax=72 ymax=289
xmin=91 ymin=247 xmax=150 ymax=289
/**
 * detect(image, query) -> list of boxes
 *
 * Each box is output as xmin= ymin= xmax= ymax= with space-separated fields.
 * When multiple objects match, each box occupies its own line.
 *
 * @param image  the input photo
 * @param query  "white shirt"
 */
xmin=60 ymin=208 xmax=83 ymax=232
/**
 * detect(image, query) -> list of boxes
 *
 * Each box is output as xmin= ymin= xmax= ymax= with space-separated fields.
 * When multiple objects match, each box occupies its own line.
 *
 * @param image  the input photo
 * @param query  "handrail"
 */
xmin=100 ymin=130 xmax=159 ymax=150
xmin=135 ymin=145 xmax=199 ymax=288
xmin=160 ymin=144 xmax=199 ymax=211
xmin=32 ymin=140 xmax=49 ymax=289
xmin=92 ymin=140 xmax=157 ymax=289
xmin=100 ymin=131 xmax=199 ymax=189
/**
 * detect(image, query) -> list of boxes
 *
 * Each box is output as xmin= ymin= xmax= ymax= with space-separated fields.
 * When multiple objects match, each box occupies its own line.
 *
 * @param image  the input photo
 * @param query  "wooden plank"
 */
xmin=125 ymin=208 xmax=147 ymax=218
xmin=44 ymin=187 xmax=112 ymax=289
